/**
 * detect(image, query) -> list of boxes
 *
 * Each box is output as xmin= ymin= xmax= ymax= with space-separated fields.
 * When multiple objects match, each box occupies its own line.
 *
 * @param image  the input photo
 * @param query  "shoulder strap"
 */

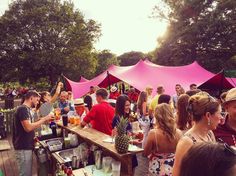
xmin=185 ymin=133 xmax=197 ymax=144
xmin=154 ymin=130 xmax=158 ymax=151
xmin=207 ymin=130 xmax=215 ymax=142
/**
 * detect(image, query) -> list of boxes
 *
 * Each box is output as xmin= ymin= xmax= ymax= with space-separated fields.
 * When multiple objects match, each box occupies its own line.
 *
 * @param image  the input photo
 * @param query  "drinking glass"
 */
xmin=102 ymin=157 xmax=112 ymax=173
xmin=112 ymin=161 xmax=121 ymax=176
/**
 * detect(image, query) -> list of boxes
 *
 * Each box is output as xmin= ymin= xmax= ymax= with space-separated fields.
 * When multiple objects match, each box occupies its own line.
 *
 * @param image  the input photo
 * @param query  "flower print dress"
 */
xmin=148 ymin=131 xmax=175 ymax=176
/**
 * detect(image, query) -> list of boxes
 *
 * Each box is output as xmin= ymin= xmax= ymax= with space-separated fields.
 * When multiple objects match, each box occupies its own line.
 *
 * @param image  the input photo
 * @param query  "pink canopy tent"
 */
xmin=227 ymin=77 xmax=236 ymax=87
xmin=198 ymin=71 xmax=235 ymax=90
xmin=64 ymin=60 xmax=217 ymax=98
xmin=79 ymin=76 xmax=89 ymax=82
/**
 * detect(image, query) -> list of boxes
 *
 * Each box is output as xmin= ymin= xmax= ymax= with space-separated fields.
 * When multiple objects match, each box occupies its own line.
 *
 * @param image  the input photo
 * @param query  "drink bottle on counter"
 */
xmin=55 ymin=163 xmax=66 ymax=176
xmin=66 ymin=167 xmax=74 ymax=176
xmin=49 ymin=121 xmax=57 ymax=137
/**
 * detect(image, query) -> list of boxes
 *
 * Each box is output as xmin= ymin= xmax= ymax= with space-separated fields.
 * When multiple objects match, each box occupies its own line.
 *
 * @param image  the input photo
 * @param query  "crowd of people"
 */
xmin=11 ymin=81 xmax=236 ymax=176
xmin=0 ymin=86 xmax=31 ymax=100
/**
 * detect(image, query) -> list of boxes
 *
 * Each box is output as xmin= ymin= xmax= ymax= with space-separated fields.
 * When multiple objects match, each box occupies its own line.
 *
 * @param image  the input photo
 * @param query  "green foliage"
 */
xmin=117 ymin=51 xmax=145 ymax=66
xmin=0 ymin=0 xmax=101 ymax=85
xmin=153 ymin=0 xmax=236 ymax=73
xmin=95 ymin=50 xmax=119 ymax=75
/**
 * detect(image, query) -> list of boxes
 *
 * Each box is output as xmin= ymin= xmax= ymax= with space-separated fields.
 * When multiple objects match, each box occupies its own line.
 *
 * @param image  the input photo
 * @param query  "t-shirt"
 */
xmin=213 ymin=117 xmax=236 ymax=146
xmin=128 ymin=92 xmax=139 ymax=103
xmin=172 ymin=94 xmax=178 ymax=109
xmin=83 ymin=102 xmax=115 ymax=135
xmin=12 ymin=105 xmax=35 ymax=150
xmin=109 ymin=92 xmax=120 ymax=100
xmin=112 ymin=115 xmax=132 ymax=132
xmin=149 ymin=94 xmax=160 ymax=112
xmin=58 ymin=101 xmax=74 ymax=114
xmin=90 ymin=93 xmax=97 ymax=105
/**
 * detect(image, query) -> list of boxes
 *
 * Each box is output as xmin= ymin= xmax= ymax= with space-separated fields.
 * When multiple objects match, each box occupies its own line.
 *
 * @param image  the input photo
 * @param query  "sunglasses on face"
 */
xmin=220 ymin=112 xmax=228 ymax=118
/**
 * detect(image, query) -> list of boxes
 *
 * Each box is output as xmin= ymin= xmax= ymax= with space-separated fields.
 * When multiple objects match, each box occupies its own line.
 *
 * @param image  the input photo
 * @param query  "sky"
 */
xmin=0 ymin=0 xmax=168 ymax=55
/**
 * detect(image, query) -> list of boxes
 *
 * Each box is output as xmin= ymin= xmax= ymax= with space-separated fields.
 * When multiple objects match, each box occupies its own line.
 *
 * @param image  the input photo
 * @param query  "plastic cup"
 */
xmin=75 ymin=117 xmax=80 ymax=125
xmin=102 ymin=157 xmax=112 ymax=173
xmin=70 ymin=116 xmax=75 ymax=124
xmin=112 ymin=161 xmax=121 ymax=176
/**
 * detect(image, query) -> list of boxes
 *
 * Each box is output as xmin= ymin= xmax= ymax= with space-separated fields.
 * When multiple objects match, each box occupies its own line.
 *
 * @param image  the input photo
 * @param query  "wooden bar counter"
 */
xmin=56 ymin=121 xmax=143 ymax=176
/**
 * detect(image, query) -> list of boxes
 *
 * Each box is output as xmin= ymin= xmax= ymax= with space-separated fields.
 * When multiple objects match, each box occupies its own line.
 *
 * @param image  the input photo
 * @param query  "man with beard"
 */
xmin=13 ymin=90 xmax=53 ymax=176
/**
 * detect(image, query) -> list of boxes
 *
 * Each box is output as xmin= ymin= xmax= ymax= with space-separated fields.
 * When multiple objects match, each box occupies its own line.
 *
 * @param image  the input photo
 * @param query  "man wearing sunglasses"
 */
xmin=214 ymin=88 xmax=236 ymax=147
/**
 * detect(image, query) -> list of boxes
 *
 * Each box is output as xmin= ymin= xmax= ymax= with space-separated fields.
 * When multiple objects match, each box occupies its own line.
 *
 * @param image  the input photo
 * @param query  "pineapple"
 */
xmin=115 ymin=117 xmax=130 ymax=154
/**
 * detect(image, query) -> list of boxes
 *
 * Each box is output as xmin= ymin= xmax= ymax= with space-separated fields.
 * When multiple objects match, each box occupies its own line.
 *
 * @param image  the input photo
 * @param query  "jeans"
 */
xmin=15 ymin=150 xmax=33 ymax=176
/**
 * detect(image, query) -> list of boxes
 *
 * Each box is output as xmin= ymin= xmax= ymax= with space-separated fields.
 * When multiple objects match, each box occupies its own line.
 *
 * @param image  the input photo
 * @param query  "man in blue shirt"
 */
xmin=58 ymin=91 xmax=74 ymax=114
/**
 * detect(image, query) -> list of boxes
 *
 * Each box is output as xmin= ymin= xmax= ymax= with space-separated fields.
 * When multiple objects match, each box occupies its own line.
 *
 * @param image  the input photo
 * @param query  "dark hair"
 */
xmin=137 ymin=91 xmax=147 ymax=114
xmin=21 ymin=90 xmax=40 ymax=104
xmin=40 ymin=91 xmax=50 ymax=103
xmin=24 ymin=90 xmax=40 ymax=99
xmin=158 ymin=94 xmax=171 ymax=104
xmin=84 ymin=95 xmax=92 ymax=110
xmin=187 ymin=92 xmax=220 ymax=122
xmin=176 ymin=84 xmax=181 ymax=87
xmin=115 ymin=95 xmax=131 ymax=117
xmin=157 ymin=86 xmax=164 ymax=94
xmin=90 ymin=86 xmax=94 ymax=89
xmin=96 ymin=88 xmax=108 ymax=99
xmin=35 ymin=91 xmax=50 ymax=109
xmin=180 ymin=143 xmax=236 ymax=176
xmin=185 ymin=89 xmax=201 ymax=96
xmin=177 ymin=94 xmax=192 ymax=130
xmin=190 ymin=83 xmax=197 ymax=88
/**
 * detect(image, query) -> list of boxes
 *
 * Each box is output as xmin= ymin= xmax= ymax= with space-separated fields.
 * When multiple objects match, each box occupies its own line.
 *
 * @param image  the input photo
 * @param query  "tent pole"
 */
xmin=107 ymin=71 xmax=111 ymax=92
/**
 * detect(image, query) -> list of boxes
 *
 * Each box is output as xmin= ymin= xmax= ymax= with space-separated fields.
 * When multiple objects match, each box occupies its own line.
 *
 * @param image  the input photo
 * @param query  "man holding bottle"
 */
xmin=13 ymin=90 xmax=53 ymax=176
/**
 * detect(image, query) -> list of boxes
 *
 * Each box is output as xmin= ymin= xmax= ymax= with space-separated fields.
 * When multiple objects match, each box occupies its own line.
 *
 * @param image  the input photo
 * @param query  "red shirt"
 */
xmin=83 ymin=101 xmax=115 ymax=135
xmin=128 ymin=92 xmax=139 ymax=103
xmin=213 ymin=117 xmax=236 ymax=146
xmin=109 ymin=92 xmax=120 ymax=100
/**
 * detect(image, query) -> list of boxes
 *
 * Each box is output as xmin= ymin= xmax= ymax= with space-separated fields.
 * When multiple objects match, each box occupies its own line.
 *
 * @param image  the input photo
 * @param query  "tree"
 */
xmin=153 ymin=0 xmax=236 ymax=72
xmin=95 ymin=50 xmax=119 ymax=75
xmin=117 ymin=51 xmax=145 ymax=66
xmin=0 ymin=0 xmax=101 ymax=85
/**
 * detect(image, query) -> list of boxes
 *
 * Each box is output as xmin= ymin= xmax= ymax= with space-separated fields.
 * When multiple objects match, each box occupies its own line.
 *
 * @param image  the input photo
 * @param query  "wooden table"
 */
xmin=56 ymin=122 xmax=143 ymax=176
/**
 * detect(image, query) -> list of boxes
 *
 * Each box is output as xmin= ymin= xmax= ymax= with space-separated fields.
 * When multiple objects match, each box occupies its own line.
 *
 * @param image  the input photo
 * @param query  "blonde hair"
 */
xmin=145 ymin=86 xmax=153 ymax=96
xmin=187 ymin=92 xmax=220 ymax=122
xmin=155 ymin=103 xmax=177 ymax=140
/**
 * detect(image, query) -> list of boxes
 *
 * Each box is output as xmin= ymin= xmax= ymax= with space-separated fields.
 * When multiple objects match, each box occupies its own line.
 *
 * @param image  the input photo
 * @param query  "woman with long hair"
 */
xmin=137 ymin=91 xmax=150 ymax=148
xmin=37 ymin=82 xmax=63 ymax=116
xmin=145 ymin=86 xmax=153 ymax=107
xmin=144 ymin=103 xmax=182 ymax=176
xmin=137 ymin=91 xmax=149 ymax=117
xmin=176 ymin=94 xmax=192 ymax=133
xmin=173 ymin=92 xmax=222 ymax=176
xmin=112 ymin=95 xmax=132 ymax=136
xmin=112 ymin=95 xmax=138 ymax=168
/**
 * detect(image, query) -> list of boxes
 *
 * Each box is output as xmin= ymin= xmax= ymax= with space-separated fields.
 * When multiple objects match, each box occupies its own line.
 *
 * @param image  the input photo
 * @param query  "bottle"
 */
xmin=67 ymin=167 xmax=73 ymax=176
xmin=34 ymin=136 xmax=40 ymax=150
xmin=60 ymin=164 xmax=67 ymax=176
xmin=63 ymin=165 xmax=68 ymax=175
xmin=79 ymin=159 xmax=83 ymax=168
xmin=55 ymin=163 xmax=63 ymax=176
xmin=72 ymin=156 xmax=77 ymax=169
xmin=88 ymin=148 xmax=95 ymax=165
xmin=50 ymin=121 xmax=57 ymax=137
